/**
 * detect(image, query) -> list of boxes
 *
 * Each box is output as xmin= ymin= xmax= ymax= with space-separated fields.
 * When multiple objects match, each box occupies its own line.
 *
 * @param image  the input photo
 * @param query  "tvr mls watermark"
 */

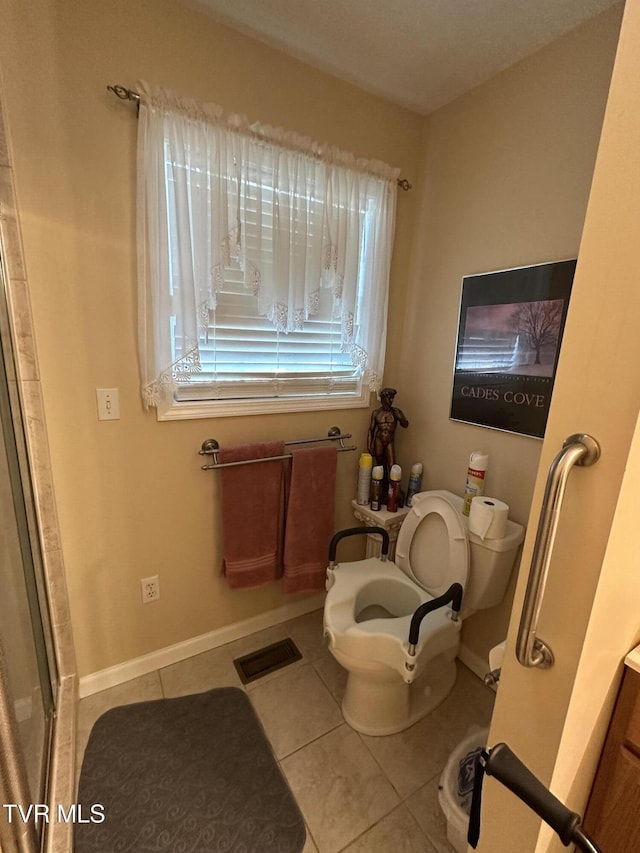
xmin=3 ymin=803 xmax=105 ymax=824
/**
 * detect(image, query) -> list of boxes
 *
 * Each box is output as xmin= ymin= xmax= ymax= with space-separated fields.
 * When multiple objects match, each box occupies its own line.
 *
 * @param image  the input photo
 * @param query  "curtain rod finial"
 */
xmin=107 ymin=84 xmax=140 ymax=103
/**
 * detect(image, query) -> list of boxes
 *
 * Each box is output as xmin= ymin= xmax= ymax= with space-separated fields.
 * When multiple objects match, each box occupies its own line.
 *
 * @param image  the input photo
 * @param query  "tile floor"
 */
xmin=76 ymin=609 xmax=495 ymax=853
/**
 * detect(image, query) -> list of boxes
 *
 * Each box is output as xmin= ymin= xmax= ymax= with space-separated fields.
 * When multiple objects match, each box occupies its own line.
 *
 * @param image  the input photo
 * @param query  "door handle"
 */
xmin=516 ymin=434 xmax=600 ymax=669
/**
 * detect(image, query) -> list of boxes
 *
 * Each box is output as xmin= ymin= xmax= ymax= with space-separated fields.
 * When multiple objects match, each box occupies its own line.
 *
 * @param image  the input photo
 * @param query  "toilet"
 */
xmin=323 ymin=489 xmax=524 ymax=736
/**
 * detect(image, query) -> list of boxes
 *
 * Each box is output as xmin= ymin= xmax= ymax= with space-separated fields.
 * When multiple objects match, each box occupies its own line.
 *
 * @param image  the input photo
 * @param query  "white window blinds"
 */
xmin=136 ymin=84 xmax=399 ymax=412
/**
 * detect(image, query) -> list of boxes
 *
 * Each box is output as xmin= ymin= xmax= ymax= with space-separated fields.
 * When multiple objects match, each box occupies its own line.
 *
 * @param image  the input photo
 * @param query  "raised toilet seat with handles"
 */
xmin=324 ymin=491 xmax=470 ymax=684
xmin=324 ymin=490 xmax=525 ymax=735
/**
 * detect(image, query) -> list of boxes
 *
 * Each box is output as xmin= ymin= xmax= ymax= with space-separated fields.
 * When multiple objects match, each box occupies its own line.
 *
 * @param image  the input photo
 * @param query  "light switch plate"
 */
xmin=96 ymin=388 xmax=120 ymax=420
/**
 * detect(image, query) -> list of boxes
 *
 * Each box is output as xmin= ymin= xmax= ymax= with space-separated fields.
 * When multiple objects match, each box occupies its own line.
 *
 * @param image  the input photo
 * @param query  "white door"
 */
xmin=477 ymin=1 xmax=640 ymax=850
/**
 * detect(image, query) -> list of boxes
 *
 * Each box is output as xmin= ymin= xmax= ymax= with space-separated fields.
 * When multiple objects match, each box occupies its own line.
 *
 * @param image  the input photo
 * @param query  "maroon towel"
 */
xmin=283 ymin=446 xmax=337 ymax=594
xmin=219 ymin=441 xmax=286 ymax=589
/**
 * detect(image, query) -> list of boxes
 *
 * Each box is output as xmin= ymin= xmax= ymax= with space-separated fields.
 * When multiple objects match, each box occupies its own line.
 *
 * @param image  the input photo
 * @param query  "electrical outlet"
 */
xmin=141 ymin=575 xmax=160 ymax=604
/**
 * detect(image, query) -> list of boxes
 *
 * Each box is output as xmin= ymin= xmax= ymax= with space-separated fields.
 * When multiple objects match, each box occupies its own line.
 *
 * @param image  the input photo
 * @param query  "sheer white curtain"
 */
xmin=136 ymin=83 xmax=399 ymax=407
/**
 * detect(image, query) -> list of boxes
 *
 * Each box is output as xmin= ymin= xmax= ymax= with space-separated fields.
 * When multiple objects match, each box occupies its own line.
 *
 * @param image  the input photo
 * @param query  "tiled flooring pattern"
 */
xmin=76 ymin=609 xmax=494 ymax=853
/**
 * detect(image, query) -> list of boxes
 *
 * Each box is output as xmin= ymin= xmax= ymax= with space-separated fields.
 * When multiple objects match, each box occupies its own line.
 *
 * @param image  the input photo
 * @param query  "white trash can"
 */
xmin=438 ymin=727 xmax=489 ymax=853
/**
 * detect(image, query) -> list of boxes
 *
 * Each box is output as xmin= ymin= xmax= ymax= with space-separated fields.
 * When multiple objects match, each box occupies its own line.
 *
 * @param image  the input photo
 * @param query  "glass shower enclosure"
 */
xmin=0 ymin=247 xmax=57 ymax=851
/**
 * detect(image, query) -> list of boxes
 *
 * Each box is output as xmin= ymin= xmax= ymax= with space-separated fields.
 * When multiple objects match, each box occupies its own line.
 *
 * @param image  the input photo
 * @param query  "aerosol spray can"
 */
xmin=387 ymin=464 xmax=402 ymax=512
xmin=463 ymin=451 xmax=489 ymax=516
xmin=370 ymin=466 xmax=384 ymax=511
xmin=406 ymin=462 xmax=423 ymax=507
xmin=356 ymin=453 xmax=373 ymax=505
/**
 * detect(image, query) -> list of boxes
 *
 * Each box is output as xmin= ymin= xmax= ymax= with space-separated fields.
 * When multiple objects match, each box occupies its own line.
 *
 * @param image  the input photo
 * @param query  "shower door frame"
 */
xmin=0 ymin=88 xmax=77 ymax=853
xmin=0 ymin=243 xmax=57 ymax=850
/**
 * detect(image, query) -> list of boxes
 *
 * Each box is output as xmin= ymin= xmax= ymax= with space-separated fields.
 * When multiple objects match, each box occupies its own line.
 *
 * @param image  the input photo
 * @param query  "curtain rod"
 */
xmin=198 ymin=426 xmax=357 ymax=470
xmin=107 ymin=84 xmax=412 ymax=191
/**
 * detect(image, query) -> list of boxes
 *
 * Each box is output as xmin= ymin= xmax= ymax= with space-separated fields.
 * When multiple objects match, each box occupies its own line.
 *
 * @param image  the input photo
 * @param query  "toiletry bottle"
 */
xmin=387 ymin=464 xmax=402 ymax=512
xmin=356 ymin=452 xmax=373 ymax=505
xmin=370 ymin=466 xmax=384 ymax=511
xmin=463 ymin=451 xmax=489 ymax=516
xmin=406 ymin=462 xmax=423 ymax=507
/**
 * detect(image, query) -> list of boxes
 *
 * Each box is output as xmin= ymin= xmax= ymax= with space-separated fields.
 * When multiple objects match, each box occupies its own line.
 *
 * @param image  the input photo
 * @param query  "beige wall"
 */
xmin=390 ymin=6 xmax=622 ymax=670
xmin=0 ymin=0 xmax=422 ymax=677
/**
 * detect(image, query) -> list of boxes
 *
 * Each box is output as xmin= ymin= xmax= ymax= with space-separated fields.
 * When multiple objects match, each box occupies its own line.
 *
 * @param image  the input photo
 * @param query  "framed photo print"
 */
xmin=450 ymin=259 xmax=575 ymax=438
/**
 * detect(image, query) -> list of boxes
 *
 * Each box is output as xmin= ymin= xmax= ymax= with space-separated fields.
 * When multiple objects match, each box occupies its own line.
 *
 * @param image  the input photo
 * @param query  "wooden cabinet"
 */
xmin=583 ymin=665 xmax=640 ymax=851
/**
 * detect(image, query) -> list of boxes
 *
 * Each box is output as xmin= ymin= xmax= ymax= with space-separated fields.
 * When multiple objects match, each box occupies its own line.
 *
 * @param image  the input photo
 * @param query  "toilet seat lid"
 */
xmin=395 ymin=491 xmax=469 ymax=597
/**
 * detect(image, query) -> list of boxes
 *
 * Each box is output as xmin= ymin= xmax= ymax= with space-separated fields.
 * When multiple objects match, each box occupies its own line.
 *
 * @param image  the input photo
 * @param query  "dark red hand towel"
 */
xmin=283 ymin=446 xmax=337 ymax=593
xmin=219 ymin=441 xmax=286 ymax=589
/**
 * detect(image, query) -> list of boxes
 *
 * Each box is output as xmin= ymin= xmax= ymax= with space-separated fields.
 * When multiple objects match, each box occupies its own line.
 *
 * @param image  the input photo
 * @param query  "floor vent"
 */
xmin=233 ymin=638 xmax=302 ymax=684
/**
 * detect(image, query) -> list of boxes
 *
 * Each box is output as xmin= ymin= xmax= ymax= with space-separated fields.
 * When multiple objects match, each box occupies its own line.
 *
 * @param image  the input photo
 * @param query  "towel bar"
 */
xmin=199 ymin=426 xmax=357 ymax=470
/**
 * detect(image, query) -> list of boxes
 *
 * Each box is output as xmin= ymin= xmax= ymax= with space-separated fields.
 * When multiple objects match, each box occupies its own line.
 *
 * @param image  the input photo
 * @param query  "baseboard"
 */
xmin=457 ymin=643 xmax=490 ymax=683
xmin=79 ymin=592 xmax=325 ymax=698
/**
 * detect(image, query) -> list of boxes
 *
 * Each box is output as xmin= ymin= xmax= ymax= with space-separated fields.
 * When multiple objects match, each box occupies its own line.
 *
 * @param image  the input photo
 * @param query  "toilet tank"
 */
xmin=438 ymin=491 xmax=525 ymax=614
xmin=465 ymin=518 xmax=525 ymax=613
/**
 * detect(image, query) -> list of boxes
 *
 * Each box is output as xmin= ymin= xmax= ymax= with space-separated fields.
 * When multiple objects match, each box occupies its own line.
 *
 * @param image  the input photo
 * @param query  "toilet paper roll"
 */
xmin=468 ymin=496 xmax=509 ymax=540
xmin=489 ymin=641 xmax=506 ymax=673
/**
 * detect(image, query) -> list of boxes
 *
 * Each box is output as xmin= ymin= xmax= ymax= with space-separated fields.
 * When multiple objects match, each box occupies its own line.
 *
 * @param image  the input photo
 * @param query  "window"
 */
xmin=136 ymin=85 xmax=399 ymax=418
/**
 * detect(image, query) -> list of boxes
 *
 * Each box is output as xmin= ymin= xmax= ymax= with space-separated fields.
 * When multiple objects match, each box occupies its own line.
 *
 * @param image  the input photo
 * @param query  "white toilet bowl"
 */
xmin=324 ymin=490 xmax=524 ymax=736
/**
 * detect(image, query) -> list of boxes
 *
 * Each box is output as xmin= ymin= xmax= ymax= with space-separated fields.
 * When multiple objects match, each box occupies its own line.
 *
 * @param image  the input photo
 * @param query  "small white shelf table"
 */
xmin=350 ymin=499 xmax=412 ymax=561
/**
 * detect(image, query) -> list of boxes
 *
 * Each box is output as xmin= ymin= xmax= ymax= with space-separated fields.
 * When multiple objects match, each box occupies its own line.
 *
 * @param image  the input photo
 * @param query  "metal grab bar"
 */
xmin=516 ymin=433 xmax=600 ymax=669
